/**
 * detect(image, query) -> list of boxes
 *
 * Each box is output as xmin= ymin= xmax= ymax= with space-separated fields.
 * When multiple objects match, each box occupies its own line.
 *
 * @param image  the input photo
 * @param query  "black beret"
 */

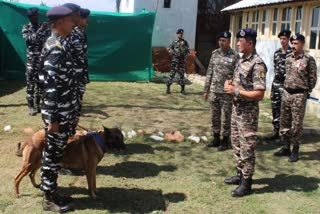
xmin=290 ymin=33 xmax=305 ymax=43
xmin=27 ymin=7 xmax=39 ymax=17
xmin=218 ymin=31 xmax=231 ymax=39
xmin=80 ymin=8 xmax=90 ymax=18
xmin=176 ymin=29 xmax=184 ymax=34
xmin=278 ymin=30 xmax=291 ymax=38
xmin=236 ymin=28 xmax=257 ymax=39
xmin=46 ymin=6 xmax=73 ymax=22
xmin=62 ymin=3 xmax=81 ymax=13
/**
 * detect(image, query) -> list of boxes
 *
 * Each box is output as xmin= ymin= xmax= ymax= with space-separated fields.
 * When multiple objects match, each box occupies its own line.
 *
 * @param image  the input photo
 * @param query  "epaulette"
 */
xmin=286 ymin=52 xmax=294 ymax=58
xmin=212 ymin=49 xmax=219 ymax=54
xmin=46 ymin=36 xmax=63 ymax=50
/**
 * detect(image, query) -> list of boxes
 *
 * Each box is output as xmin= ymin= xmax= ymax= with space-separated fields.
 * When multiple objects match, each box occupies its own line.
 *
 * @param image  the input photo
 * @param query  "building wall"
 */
xmin=134 ymin=0 xmax=198 ymax=49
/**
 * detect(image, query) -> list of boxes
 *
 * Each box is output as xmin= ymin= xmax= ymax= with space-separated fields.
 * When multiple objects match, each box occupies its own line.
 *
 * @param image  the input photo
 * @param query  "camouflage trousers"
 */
xmin=40 ymin=131 xmax=67 ymax=194
xmin=270 ymin=82 xmax=284 ymax=130
xmin=279 ymin=90 xmax=307 ymax=146
xmin=209 ymin=93 xmax=232 ymax=136
xmin=25 ymin=58 xmax=43 ymax=107
xmin=231 ymin=103 xmax=259 ymax=179
xmin=167 ymin=58 xmax=186 ymax=86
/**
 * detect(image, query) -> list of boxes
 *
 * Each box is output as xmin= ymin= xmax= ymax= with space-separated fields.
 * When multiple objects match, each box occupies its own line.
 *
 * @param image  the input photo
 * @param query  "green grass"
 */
xmin=0 ymin=80 xmax=320 ymax=213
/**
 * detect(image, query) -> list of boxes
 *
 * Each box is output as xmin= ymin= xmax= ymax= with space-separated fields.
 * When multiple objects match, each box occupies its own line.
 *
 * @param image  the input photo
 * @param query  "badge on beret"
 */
xmin=293 ymin=35 xmax=297 ymax=40
xmin=283 ymin=32 xmax=286 ymax=36
xmin=224 ymin=32 xmax=228 ymax=37
xmin=240 ymin=30 xmax=245 ymax=37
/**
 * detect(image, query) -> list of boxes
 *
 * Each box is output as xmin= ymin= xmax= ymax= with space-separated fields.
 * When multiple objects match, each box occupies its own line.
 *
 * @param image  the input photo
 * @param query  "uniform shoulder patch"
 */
xmin=46 ymin=37 xmax=62 ymax=50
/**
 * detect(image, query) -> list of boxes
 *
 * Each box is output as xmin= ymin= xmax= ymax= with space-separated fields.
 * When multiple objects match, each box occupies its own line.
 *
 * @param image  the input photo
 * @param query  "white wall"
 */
xmin=133 ymin=0 xmax=198 ymax=49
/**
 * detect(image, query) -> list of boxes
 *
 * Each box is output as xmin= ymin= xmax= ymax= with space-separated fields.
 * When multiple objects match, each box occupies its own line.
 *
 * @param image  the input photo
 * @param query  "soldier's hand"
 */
xmin=203 ymin=92 xmax=208 ymax=100
xmin=48 ymin=122 xmax=59 ymax=133
xmin=224 ymin=80 xmax=235 ymax=94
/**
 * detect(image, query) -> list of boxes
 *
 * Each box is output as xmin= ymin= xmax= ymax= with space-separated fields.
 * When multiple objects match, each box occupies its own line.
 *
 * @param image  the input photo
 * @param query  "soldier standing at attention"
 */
xmin=274 ymin=33 xmax=317 ymax=162
xmin=166 ymin=29 xmax=190 ymax=95
xmin=203 ymin=31 xmax=237 ymax=151
xmin=266 ymin=30 xmax=292 ymax=140
xmin=22 ymin=7 xmax=50 ymax=115
xmin=40 ymin=6 xmax=76 ymax=212
xmin=224 ymin=29 xmax=267 ymax=197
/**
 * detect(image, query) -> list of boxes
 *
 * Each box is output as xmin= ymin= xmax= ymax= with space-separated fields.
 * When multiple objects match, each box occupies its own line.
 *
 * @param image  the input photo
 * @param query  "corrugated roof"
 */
xmin=221 ymin=0 xmax=295 ymax=12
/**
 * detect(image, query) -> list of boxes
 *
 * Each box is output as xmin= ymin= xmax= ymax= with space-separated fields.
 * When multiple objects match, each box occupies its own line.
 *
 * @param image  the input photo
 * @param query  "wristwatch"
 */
xmin=234 ymin=88 xmax=240 ymax=97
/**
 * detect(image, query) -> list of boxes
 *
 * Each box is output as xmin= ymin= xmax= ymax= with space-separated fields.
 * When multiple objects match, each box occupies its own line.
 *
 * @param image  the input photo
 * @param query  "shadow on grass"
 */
xmin=300 ymin=149 xmax=320 ymax=161
xmin=0 ymin=81 xmax=25 ymax=97
xmin=60 ymin=186 xmax=186 ymax=213
xmin=122 ymin=143 xmax=155 ymax=155
xmin=254 ymin=174 xmax=320 ymax=194
xmin=97 ymin=161 xmax=177 ymax=178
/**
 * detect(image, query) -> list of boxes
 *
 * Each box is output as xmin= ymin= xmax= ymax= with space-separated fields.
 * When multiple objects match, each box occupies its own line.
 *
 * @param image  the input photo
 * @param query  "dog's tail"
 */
xmin=15 ymin=142 xmax=23 ymax=157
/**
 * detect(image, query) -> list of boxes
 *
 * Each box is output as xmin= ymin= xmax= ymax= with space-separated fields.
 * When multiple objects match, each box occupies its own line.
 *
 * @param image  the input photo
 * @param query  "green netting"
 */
xmin=0 ymin=0 xmax=155 ymax=81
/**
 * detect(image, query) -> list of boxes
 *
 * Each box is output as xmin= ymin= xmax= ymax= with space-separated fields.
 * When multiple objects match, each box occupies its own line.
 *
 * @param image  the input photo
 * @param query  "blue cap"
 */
xmin=80 ymin=8 xmax=90 ymax=18
xmin=236 ymin=28 xmax=257 ymax=39
xmin=27 ymin=7 xmax=39 ymax=17
xmin=217 ymin=31 xmax=231 ymax=39
xmin=278 ymin=30 xmax=291 ymax=38
xmin=46 ymin=6 xmax=73 ymax=21
xmin=176 ymin=29 xmax=184 ymax=34
xmin=290 ymin=33 xmax=305 ymax=43
xmin=63 ymin=3 xmax=81 ymax=13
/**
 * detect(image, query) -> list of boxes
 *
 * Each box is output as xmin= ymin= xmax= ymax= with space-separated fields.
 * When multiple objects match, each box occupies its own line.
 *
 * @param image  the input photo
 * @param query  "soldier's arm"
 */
xmin=22 ymin=25 xmax=41 ymax=43
xmin=184 ymin=41 xmax=190 ymax=56
xmin=72 ymin=34 xmax=86 ymax=67
xmin=42 ymin=47 xmax=62 ymax=124
xmin=168 ymin=41 xmax=174 ymax=55
xmin=308 ymin=56 xmax=318 ymax=92
xmin=204 ymin=54 xmax=214 ymax=93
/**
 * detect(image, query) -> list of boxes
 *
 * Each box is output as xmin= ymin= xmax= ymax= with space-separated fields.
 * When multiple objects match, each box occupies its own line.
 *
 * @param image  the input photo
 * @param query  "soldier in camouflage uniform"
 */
xmin=274 ymin=33 xmax=317 ymax=162
xmin=40 ymin=6 xmax=76 ymax=213
xmin=22 ymin=7 xmax=50 ymax=116
xmin=266 ymin=30 xmax=292 ymax=140
xmin=203 ymin=31 xmax=237 ymax=151
xmin=224 ymin=29 xmax=267 ymax=197
xmin=166 ymin=29 xmax=190 ymax=95
xmin=62 ymin=3 xmax=87 ymax=127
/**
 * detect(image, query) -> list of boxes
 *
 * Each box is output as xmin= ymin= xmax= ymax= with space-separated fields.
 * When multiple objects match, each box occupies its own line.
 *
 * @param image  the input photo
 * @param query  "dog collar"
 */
xmin=87 ymin=132 xmax=107 ymax=153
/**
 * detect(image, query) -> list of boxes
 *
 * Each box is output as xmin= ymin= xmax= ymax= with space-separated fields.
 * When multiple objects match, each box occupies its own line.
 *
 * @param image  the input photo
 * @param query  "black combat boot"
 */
xmin=207 ymin=133 xmax=220 ymax=147
xmin=274 ymin=140 xmax=291 ymax=156
xmin=180 ymin=85 xmax=186 ymax=95
xmin=265 ymin=128 xmax=280 ymax=140
xmin=218 ymin=135 xmax=229 ymax=151
xmin=288 ymin=145 xmax=299 ymax=162
xmin=231 ymin=177 xmax=252 ymax=197
xmin=166 ymin=85 xmax=171 ymax=94
xmin=27 ymin=99 xmax=37 ymax=116
xmin=42 ymin=192 xmax=74 ymax=213
xmin=224 ymin=170 xmax=241 ymax=185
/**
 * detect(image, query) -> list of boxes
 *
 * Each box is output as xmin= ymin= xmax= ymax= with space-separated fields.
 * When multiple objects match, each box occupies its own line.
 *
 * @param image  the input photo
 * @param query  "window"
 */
xmin=310 ymin=6 xmax=320 ymax=49
xmin=272 ymin=8 xmax=278 ymax=35
xmin=251 ymin=10 xmax=259 ymax=31
xmin=245 ymin=11 xmax=249 ymax=28
xmin=261 ymin=10 xmax=267 ymax=35
xmin=164 ymin=0 xmax=171 ymax=8
xmin=238 ymin=12 xmax=243 ymax=30
xmin=281 ymin=7 xmax=292 ymax=30
xmin=295 ymin=6 xmax=302 ymax=33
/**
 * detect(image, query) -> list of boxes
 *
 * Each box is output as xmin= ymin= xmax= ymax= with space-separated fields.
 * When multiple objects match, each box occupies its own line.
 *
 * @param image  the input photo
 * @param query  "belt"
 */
xmin=284 ymin=88 xmax=306 ymax=94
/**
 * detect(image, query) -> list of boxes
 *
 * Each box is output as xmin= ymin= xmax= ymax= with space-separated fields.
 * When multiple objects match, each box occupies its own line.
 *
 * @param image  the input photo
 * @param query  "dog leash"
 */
xmin=86 ymin=132 xmax=107 ymax=153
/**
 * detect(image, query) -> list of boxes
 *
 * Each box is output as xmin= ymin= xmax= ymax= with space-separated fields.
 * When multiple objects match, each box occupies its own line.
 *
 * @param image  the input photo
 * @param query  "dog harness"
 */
xmin=87 ymin=132 xmax=107 ymax=153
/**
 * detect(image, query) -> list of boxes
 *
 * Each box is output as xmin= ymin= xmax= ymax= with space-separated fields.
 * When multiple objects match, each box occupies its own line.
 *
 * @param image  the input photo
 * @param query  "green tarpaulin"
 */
xmin=0 ymin=0 xmax=155 ymax=81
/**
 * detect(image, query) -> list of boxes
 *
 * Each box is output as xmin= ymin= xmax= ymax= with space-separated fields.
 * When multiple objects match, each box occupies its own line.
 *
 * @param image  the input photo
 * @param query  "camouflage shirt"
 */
xmin=22 ymin=22 xmax=50 ymax=58
xmin=273 ymin=47 xmax=292 ymax=83
xmin=168 ymin=39 xmax=190 ymax=59
xmin=233 ymin=50 xmax=267 ymax=105
xmin=284 ymin=52 xmax=317 ymax=93
xmin=41 ymin=32 xmax=76 ymax=136
xmin=204 ymin=48 xmax=237 ymax=94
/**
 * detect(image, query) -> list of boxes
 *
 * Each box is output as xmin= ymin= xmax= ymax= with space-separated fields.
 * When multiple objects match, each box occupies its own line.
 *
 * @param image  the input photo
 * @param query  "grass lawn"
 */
xmin=0 ymin=80 xmax=320 ymax=214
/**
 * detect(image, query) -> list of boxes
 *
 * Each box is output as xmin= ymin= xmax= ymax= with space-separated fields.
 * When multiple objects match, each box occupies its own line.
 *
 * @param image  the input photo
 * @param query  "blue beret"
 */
xmin=176 ymin=29 xmax=184 ymax=34
xmin=236 ymin=28 xmax=257 ymax=39
xmin=278 ymin=30 xmax=291 ymax=38
xmin=46 ymin=6 xmax=73 ymax=21
xmin=290 ymin=33 xmax=305 ymax=43
xmin=27 ymin=7 xmax=39 ymax=17
xmin=80 ymin=8 xmax=90 ymax=18
xmin=218 ymin=31 xmax=231 ymax=39
xmin=63 ymin=3 xmax=81 ymax=13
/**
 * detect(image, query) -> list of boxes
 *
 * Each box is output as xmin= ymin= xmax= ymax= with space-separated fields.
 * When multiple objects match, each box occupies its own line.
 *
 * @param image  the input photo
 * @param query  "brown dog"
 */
xmin=14 ymin=126 xmax=125 ymax=199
